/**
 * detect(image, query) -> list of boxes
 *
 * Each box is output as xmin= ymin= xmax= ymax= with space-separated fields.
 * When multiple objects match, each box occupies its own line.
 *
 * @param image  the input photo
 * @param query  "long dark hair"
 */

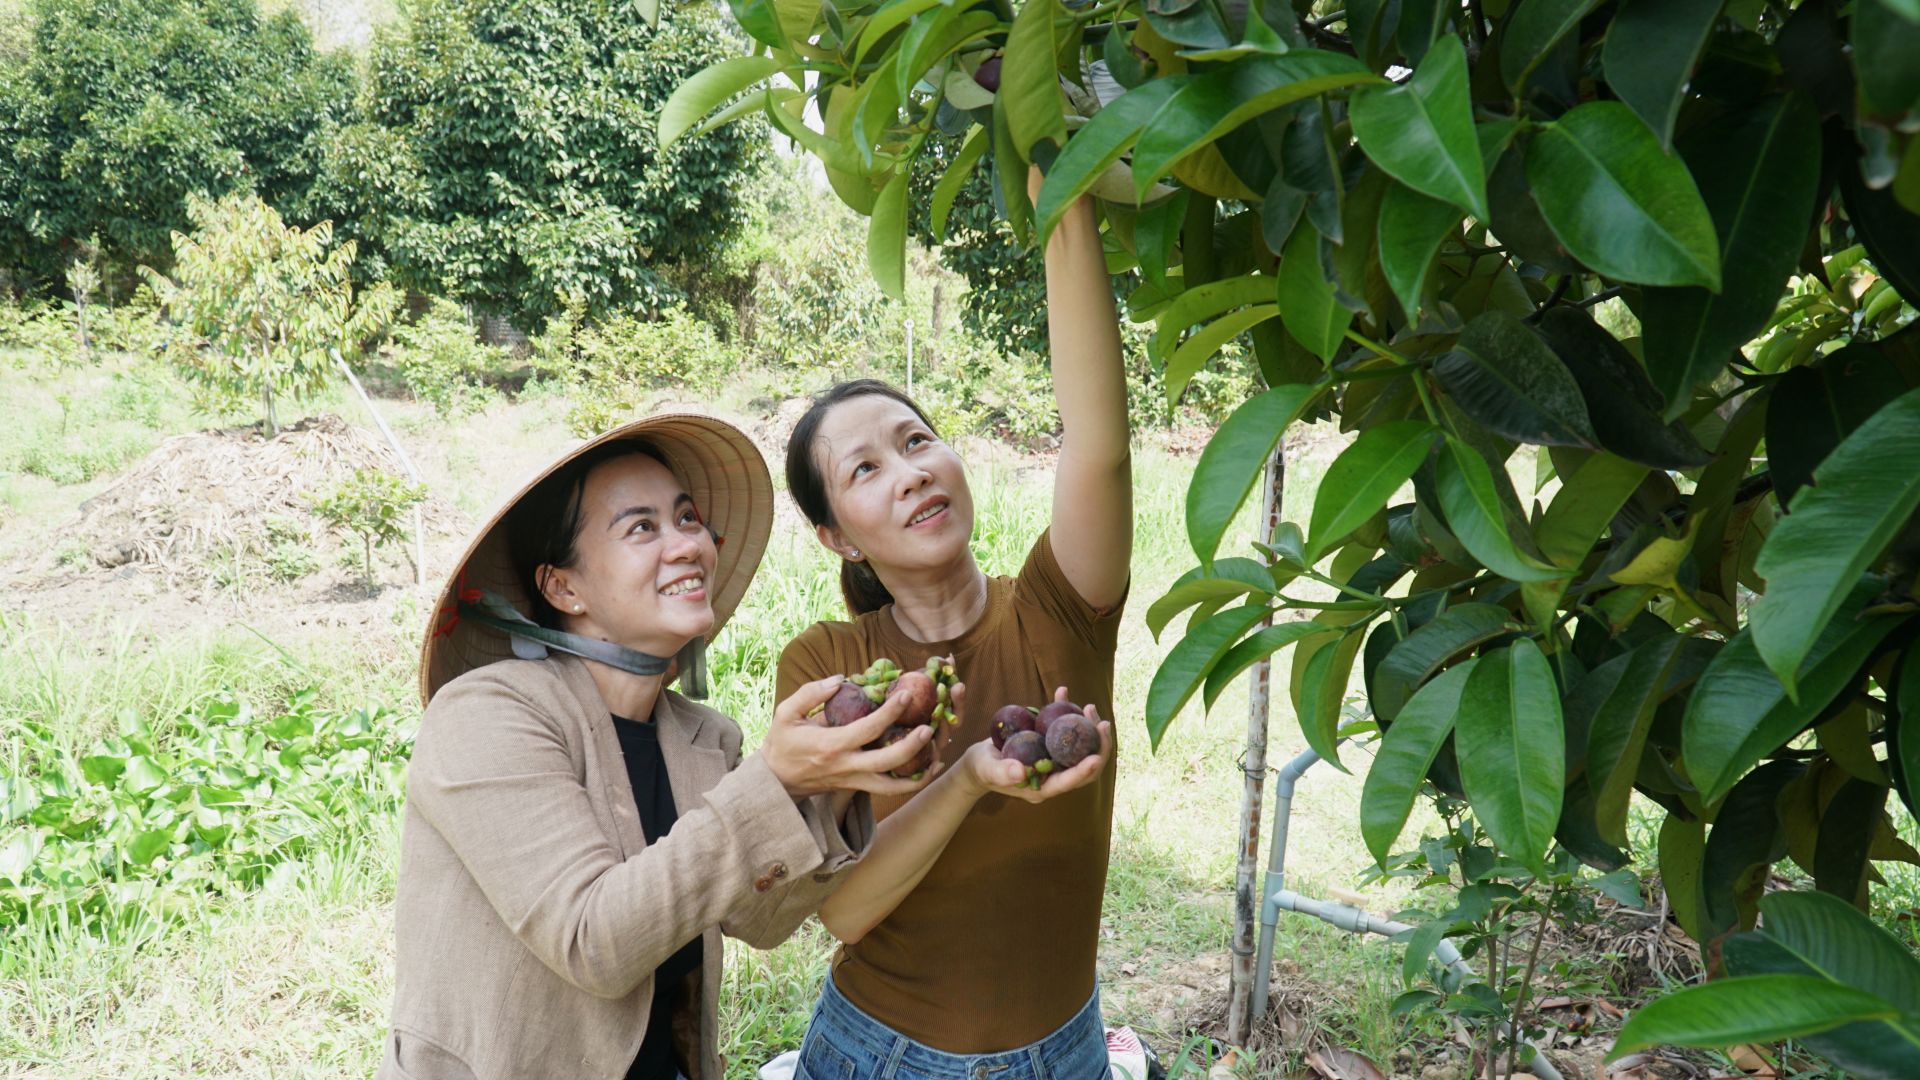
xmin=505 ymin=440 xmax=668 ymax=628
xmin=784 ymin=379 xmax=942 ymax=616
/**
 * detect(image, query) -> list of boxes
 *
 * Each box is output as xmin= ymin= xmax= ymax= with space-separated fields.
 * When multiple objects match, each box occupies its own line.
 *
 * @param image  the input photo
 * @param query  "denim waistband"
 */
xmin=812 ymin=972 xmax=1105 ymax=1078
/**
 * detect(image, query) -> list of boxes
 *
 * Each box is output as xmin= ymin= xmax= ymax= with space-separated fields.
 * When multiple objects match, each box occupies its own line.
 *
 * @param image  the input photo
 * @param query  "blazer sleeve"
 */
xmin=408 ymin=674 xmax=842 ymax=1000
xmin=719 ymin=783 xmax=876 ymax=948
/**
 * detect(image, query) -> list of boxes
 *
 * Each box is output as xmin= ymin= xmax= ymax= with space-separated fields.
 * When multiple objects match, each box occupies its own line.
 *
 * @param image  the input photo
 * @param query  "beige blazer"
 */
xmin=378 ymin=655 xmax=871 ymax=1080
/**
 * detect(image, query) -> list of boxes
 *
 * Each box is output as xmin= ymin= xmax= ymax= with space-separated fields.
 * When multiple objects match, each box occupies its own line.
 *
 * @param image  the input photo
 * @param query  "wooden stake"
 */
xmin=1226 ymin=442 xmax=1286 ymax=1045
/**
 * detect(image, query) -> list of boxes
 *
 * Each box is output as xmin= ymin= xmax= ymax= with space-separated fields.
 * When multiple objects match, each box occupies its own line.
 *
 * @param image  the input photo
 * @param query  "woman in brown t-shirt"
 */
xmin=775 ymin=189 xmax=1132 ymax=1075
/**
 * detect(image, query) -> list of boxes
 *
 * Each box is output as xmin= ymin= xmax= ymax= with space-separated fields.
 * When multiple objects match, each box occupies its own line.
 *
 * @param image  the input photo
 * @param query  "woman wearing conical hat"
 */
xmin=381 ymin=414 xmax=946 ymax=1080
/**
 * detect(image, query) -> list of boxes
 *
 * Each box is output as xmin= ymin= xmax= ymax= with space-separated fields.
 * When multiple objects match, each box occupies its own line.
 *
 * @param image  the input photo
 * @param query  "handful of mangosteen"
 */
xmin=991 ymin=697 xmax=1099 ymax=789
xmin=811 ymin=655 xmax=959 ymax=779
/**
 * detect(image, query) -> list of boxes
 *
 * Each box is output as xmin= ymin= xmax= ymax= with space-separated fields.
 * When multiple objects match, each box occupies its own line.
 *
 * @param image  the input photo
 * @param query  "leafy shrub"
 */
xmin=311 ymin=467 xmax=427 ymax=591
xmin=386 ymin=299 xmax=509 ymax=418
xmin=142 ymin=191 xmax=400 ymax=434
xmin=0 ymin=0 xmax=356 ymax=290
xmin=0 ymin=688 xmax=412 ymax=931
xmin=561 ymin=305 xmax=739 ymax=437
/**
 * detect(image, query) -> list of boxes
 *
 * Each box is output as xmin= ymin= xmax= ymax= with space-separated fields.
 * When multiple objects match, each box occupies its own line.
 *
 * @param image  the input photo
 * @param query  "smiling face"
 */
xmin=534 ymin=453 xmax=718 ymax=659
xmin=809 ymin=393 xmax=974 ymax=578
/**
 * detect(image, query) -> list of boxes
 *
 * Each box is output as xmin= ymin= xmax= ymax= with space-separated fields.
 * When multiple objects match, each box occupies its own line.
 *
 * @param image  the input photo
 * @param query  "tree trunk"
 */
xmin=1225 ymin=443 xmax=1287 ymax=1046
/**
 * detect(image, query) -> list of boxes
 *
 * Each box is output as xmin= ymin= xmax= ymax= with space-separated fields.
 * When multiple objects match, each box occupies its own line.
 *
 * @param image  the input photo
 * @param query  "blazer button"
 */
xmin=753 ymin=873 xmax=774 ymax=892
xmin=813 ymin=871 xmax=833 ymax=884
xmin=770 ymin=862 xmax=788 ymax=880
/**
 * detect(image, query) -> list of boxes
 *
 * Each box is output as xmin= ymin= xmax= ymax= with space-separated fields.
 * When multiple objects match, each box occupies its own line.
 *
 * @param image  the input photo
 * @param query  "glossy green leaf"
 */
xmin=1187 ymin=383 xmax=1324 ymax=565
xmin=1201 ymin=621 xmax=1331 ymax=710
xmin=1897 ymin=646 xmax=1920 ymax=819
xmin=1294 ymin=618 xmax=1368 ymax=770
xmin=1856 ymin=0 xmax=1920 ymax=117
xmin=1377 ymin=183 xmax=1457 ymax=321
xmin=1002 ymin=0 xmax=1068 ymax=156
xmin=851 ymin=56 xmax=904 ymax=167
xmin=1641 ymin=94 xmax=1822 ymax=417
xmin=1435 ymin=437 xmax=1560 ymax=582
xmin=1349 ymin=36 xmax=1487 ymax=218
xmin=867 ymin=168 xmax=910 ymax=300
xmin=1537 ymin=307 xmax=1712 ymax=468
xmin=1765 ymin=346 xmax=1912 ymax=505
xmin=1750 ymin=386 xmax=1920 ymax=695
xmin=1435 ymin=310 xmax=1599 ymax=448
xmin=1455 ymin=640 xmax=1565 ymax=870
xmin=856 ymin=0 xmax=947 ymax=64
xmin=1307 ymin=421 xmax=1436 ymax=561
xmin=1661 ymin=813 xmax=1709 ymax=941
xmin=1608 ymin=976 xmax=1900 ymax=1060
xmin=1602 ymin=0 xmax=1722 ymax=148
xmin=1725 ymin=893 xmax=1920 ymax=1079
xmin=1685 ymin=585 xmax=1904 ymax=805
xmin=1533 ymin=452 xmax=1648 ymax=569
xmin=1034 ymin=77 xmax=1191 ymax=247
xmin=1578 ymin=633 xmax=1686 ymax=846
xmin=930 ymin=126 xmax=989 ymax=243
xmin=1131 ymin=51 xmax=1380 ymax=198
xmin=1146 ymin=603 xmax=1271 ymax=748
xmin=1527 ymin=101 xmax=1722 ymax=289
xmin=1760 ymin=890 xmax=1920 ymax=1015
xmin=1814 ymin=779 xmax=1885 ymax=904
xmin=1501 ymin=0 xmax=1603 ymax=92
xmin=991 ymin=89 xmax=1033 ymax=238
xmin=1167 ymin=307 xmax=1282 ymax=403
xmin=1370 ymin=603 xmax=1513 ymax=722
xmin=897 ymin=10 xmax=1001 ymax=102
xmin=1362 ymin=660 xmax=1476 ymax=864
xmin=658 ymin=57 xmax=783 ymax=148
xmin=1149 ymin=274 xmax=1276 ymax=364
xmin=1146 ymin=558 xmax=1279 ymax=640
xmin=1277 ymin=224 xmax=1350 ymax=362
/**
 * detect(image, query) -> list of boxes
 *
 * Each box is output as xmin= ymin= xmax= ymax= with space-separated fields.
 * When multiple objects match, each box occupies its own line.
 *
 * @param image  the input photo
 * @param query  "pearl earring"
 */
xmin=849 ymin=549 xmax=861 ymax=559
xmin=573 ymin=604 xmax=584 ymax=613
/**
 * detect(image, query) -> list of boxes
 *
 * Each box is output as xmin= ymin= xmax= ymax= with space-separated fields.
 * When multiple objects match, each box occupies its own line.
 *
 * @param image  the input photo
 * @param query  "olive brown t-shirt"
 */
xmin=776 ymin=530 xmax=1124 ymax=1053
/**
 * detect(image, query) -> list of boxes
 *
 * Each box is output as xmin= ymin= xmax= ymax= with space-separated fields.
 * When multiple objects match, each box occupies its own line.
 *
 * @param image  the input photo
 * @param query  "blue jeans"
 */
xmin=796 ymin=974 xmax=1108 ymax=1080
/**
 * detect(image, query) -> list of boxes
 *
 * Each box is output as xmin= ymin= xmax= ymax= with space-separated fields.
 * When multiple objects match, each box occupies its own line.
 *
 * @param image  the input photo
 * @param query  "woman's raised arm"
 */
xmin=1041 ymin=181 xmax=1132 ymax=611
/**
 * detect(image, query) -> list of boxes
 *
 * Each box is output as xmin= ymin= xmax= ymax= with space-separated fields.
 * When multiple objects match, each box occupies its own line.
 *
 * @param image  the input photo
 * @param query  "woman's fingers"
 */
xmin=830 ymin=693 xmax=907 ymax=748
xmin=847 ymin=724 xmax=936 ymax=776
xmin=776 ymin=674 xmax=847 ymax=725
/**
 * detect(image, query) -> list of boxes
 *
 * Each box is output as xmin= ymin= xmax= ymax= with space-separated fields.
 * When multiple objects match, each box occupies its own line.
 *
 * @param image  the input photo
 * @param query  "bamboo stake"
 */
xmin=331 ymin=348 xmax=426 ymax=589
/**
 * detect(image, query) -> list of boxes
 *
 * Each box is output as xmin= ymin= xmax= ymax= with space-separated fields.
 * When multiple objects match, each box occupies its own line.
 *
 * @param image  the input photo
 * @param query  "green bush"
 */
xmin=311 ymin=467 xmax=427 ymax=592
xmin=0 ymin=688 xmax=413 ymax=932
xmin=0 ymin=0 xmax=355 ymax=290
xmin=385 ymin=299 xmax=510 ymax=418
xmin=561 ymin=305 xmax=739 ymax=436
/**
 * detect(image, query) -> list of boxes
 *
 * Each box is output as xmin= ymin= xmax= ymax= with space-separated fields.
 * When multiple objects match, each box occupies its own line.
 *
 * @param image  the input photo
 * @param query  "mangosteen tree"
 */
xmin=666 ymin=0 xmax=1920 ymax=1069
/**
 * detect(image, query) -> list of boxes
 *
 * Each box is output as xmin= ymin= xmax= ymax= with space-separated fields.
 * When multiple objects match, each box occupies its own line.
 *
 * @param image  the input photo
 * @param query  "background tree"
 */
xmin=0 ymin=0 xmax=355 ymax=291
xmin=320 ymin=0 xmax=767 ymax=330
xmin=672 ymin=0 xmax=1920 ymax=1069
xmin=142 ymin=192 xmax=399 ymax=434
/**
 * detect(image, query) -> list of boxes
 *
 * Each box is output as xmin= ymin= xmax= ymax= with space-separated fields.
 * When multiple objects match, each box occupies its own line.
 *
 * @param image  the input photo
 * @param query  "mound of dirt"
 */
xmin=31 ymin=414 xmax=461 ymax=591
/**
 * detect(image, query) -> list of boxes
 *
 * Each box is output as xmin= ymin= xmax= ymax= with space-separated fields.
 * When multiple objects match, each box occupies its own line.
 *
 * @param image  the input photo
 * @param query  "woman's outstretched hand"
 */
xmin=958 ymin=687 xmax=1112 ymax=805
xmin=762 ymin=675 xmax=944 ymax=798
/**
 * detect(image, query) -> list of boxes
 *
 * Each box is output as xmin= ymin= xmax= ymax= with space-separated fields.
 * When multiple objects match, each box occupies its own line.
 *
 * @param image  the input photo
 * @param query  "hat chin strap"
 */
xmin=458 ymin=589 xmax=710 ymax=699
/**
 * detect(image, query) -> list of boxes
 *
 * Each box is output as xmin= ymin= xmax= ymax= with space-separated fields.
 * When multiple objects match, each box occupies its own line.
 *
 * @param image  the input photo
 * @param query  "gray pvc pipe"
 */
xmin=1248 ymin=745 xmax=1564 ymax=1080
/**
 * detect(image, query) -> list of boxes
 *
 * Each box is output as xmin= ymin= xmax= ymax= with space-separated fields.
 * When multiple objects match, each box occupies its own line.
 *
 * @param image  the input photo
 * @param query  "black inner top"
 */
xmin=614 ymin=713 xmax=705 ymax=1080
